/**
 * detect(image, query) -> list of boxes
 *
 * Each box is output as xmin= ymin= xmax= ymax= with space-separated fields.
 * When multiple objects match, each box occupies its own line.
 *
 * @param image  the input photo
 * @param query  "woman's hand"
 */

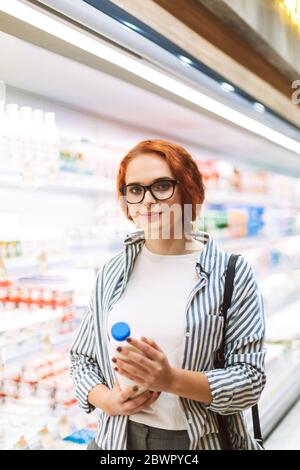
xmin=113 ymin=337 xmax=175 ymax=393
xmin=101 ymin=381 xmax=160 ymax=417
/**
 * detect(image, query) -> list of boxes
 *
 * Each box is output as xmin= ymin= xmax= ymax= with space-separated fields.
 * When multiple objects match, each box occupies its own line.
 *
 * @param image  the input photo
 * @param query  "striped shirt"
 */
xmin=69 ymin=229 xmax=267 ymax=450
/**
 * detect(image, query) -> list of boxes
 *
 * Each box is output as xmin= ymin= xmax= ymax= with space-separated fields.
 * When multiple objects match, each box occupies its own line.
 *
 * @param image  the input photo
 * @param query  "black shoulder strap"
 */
xmin=220 ymin=254 xmax=240 ymax=323
xmin=218 ymin=253 xmax=264 ymax=449
xmin=215 ymin=254 xmax=240 ymax=364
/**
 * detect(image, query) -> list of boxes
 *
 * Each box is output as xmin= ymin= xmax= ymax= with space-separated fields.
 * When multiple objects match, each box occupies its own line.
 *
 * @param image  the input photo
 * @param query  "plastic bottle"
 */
xmin=110 ymin=321 xmax=148 ymax=399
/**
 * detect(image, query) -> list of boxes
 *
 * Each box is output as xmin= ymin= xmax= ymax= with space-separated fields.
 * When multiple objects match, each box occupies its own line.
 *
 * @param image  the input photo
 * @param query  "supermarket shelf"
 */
xmin=2 ymin=249 xmax=115 ymax=275
xmin=3 ymin=234 xmax=299 ymax=274
xmin=266 ymin=299 xmax=300 ymax=342
xmin=3 ymin=255 xmax=72 ymax=274
xmin=0 ymin=400 xmax=92 ymax=450
xmin=1 ymin=411 xmax=62 ymax=450
xmin=218 ymin=234 xmax=300 ymax=251
xmin=245 ymin=345 xmax=300 ymax=440
xmin=0 ymin=308 xmax=66 ymax=333
xmin=1 ymin=173 xmax=299 ymax=208
xmin=205 ymin=189 xmax=300 ymax=210
xmin=261 ymin=355 xmax=300 ymax=440
xmin=4 ymin=330 xmax=76 ymax=368
xmin=245 ymin=293 xmax=300 ymax=440
xmin=0 ymin=172 xmax=115 ymax=195
xmin=265 ymin=399 xmax=300 ymax=450
xmin=264 ymin=281 xmax=300 ymax=317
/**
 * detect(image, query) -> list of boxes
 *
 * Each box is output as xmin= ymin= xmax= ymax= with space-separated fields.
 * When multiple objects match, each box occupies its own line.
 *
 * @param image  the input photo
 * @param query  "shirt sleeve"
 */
xmin=69 ymin=266 xmax=107 ymax=414
xmin=202 ymin=255 xmax=267 ymax=415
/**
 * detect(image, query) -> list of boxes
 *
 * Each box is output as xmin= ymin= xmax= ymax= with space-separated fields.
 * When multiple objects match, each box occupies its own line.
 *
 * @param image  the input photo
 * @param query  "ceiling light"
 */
xmin=221 ymin=82 xmax=235 ymax=93
xmin=278 ymin=0 xmax=300 ymax=31
xmin=122 ymin=21 xmax=140 ymax=32
xmin=253 ymin=102 xmax=266 ymax=113
xmin=178 ymin=55 xmax=193 ymax=66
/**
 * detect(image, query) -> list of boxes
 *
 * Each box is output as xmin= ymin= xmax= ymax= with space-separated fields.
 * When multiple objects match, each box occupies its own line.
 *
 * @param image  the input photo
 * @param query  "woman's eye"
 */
xmin=129 ymin=186 xmax=142 ymax=194
xmin=153 ymin=182 xmax=171 ymax=191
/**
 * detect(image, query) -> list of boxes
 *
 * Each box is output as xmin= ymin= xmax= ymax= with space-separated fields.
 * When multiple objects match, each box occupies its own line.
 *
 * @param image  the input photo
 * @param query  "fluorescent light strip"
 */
xmin=1 ymin=0 xmax=300 ymax=155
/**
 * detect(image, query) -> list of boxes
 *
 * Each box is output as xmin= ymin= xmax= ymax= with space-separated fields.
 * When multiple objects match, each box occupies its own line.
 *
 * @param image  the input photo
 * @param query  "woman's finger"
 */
xmin=119 ymin=384 xmax=143 ymax=403
xmin=116 ymin=348 xmax=153 ymax=372
xmin=131 ymin=392 xmax=160 ymax=414
xmin=117 ymin=359 xmax=148 ymax=382
xmin=141 ymin=337 xmax=163 ymax=353
xmin=117 ymin=367 xmax=144 ymax=387
xmin=125 ymin=337 xmax=162 ymax=361
xmin=123 ymin=390 xmax=154 ymax=412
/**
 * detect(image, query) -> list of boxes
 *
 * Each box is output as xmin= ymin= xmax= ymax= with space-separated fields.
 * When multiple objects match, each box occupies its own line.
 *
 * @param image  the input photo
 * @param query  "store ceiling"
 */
xmin=0 ymin=30 xmax=300 ymax=176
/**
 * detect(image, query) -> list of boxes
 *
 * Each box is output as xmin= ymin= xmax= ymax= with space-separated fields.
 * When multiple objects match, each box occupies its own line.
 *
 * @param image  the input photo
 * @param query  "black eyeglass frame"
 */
xmin=120 ymin=179 xmax=179 ymax=204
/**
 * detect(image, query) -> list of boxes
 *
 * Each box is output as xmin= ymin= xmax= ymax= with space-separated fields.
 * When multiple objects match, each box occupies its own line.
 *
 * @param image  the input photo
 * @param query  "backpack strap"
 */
xmin=216 ymin=253 xmax=264 ymax=449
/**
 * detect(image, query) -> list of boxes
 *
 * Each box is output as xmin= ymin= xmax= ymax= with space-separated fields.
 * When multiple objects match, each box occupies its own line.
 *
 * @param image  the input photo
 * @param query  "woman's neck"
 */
xmin=144 ymin=234 xmax=204 ymax=255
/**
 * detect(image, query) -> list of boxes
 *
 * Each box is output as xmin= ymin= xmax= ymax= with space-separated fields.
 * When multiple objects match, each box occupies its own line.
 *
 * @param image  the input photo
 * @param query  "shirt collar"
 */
xmin=123 ymin=229 xmax=218 ymax=275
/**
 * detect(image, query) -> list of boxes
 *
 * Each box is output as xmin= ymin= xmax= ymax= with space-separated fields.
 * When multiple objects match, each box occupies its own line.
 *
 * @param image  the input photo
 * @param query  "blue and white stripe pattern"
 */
xmin=70 ymin=229 xmax=267 ymax=450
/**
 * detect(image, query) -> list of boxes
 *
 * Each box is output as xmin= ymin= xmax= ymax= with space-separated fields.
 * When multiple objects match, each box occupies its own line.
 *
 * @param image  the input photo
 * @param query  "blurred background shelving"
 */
xmin=0 ymin=0 xmax=300 ymax=450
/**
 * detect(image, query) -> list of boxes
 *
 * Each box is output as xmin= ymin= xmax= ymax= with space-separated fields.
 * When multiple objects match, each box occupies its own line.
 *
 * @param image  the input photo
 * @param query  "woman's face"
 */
xmin=123 ymin=153 xmax=184 ymax=237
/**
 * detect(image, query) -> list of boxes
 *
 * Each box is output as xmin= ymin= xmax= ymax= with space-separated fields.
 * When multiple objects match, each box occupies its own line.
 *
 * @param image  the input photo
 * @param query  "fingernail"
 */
xmin=126 ymin=338 xmax=132 ymax=343
xmin=112 ymin=357 xmax=117 ymax=363
xmin=132 ymin=385 xmax=139 ymax=391
xmin=114 ymin=367 xmax=118 ymax=371
xmin=141 ymin=336 xmax=147 ymax=341
xmin=116 ymin=346 xmax=122 ymax=352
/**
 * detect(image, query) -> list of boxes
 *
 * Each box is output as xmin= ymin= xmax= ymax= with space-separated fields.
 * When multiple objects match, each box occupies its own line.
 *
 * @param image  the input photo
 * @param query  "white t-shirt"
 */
xmin=107 ymin=241 xmax=204 ymax=430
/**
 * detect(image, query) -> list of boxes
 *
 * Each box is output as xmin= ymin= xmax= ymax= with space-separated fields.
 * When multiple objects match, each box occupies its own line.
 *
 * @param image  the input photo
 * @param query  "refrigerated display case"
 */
xmin=0 ymin=0 xmax=300 ymax=449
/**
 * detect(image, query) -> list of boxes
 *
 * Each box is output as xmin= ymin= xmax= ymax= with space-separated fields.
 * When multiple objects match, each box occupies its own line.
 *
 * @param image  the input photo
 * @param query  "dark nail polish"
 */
xmin=116 ymin=346 xmax=122 ymax=352
xmin=132 ymin=385 xmax=139 ymax=391
xmin=114 ymin=367 xmax=118 ymax=371
xmin=126 ymin=338 xmax=132 ymax=343
xmin=112 ymin=358 xmax=117 ymax=363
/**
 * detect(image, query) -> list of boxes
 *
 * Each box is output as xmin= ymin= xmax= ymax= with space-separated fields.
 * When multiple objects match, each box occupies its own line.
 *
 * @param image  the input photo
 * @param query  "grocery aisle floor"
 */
xmin=265 ymin=399 xmax=300 ymax=450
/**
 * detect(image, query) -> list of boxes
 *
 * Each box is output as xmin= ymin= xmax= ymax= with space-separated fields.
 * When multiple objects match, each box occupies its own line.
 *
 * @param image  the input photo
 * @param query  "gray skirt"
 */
xmin=87 ymin=419 xmax=190 ymax=450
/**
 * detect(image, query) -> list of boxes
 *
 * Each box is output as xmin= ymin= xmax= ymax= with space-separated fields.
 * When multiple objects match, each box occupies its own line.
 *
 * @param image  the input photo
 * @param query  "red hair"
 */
xmin=117 ymin=139 xmax=205 ymax=223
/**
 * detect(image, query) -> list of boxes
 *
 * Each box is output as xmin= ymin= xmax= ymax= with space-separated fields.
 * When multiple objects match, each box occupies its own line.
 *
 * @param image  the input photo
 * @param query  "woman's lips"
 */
xmin=139 ymin=211 xmax=162 ymax=219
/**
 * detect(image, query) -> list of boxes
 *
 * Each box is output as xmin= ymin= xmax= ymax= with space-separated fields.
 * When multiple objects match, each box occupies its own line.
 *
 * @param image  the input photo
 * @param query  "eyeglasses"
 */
xmin=120 ymin=179 xmax=179 ymax=204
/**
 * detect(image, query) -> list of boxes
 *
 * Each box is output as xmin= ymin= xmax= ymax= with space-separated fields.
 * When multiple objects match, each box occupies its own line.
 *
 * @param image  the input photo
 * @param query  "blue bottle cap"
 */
xmin=111 ymin=322 xmax=131 ymax=341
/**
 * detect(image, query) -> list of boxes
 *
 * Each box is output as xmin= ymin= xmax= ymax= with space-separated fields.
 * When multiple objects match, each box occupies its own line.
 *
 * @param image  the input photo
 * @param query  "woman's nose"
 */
xmin=142 ymin=188 xmax=157 ymax=204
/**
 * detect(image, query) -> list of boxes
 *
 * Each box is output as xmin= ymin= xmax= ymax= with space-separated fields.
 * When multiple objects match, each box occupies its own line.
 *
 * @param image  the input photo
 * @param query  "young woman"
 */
xmin=70 ymin=140 xmax=266 ymax=450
